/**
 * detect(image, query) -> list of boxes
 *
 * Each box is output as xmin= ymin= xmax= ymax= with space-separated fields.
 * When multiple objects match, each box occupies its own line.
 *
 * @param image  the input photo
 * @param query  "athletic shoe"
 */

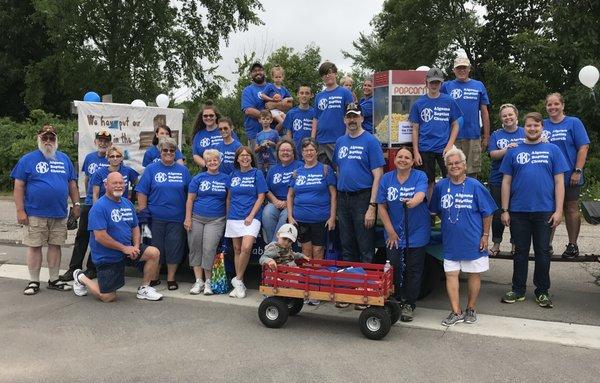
xmin=203 ymin=280 xmax=213 ymax=296
xmin=400 ymin=304 xmax=414 ymax=322
xmin=189 ymin=280 xmax=204 ymax=295
xmin=561 ymin=243 xmax=579 ymax=260
xmin=501 ymin=291 xmax=525 ymax=304
xmin=441 ymin=311 xmax=465 ymax=327
xmin=72 ymin=269 xmax=87 ymax=297
xmin=229 ymin=277 xmax=246 ymax=298
xmin=307 ymin=299 xmax=320 ymax=306
xmin=137 ymin=285 xmax=163 ymax=301
xmin=59 ymin=270 xmax=75 ymax=282
xmin=535 ymin=293 xmax=554 ymax=308
xmin=464 ymin=308 xmax=478 ymax=324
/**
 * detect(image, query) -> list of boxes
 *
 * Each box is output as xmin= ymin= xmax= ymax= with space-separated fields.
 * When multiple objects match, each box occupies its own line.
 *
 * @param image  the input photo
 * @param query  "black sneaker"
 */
xmin=561 ymin=243 xmax=579 ymax=259
xmin=59 ymin=270 xmax=75 ymax=282
xmin=84 ymin=270 xmax=97 ymax=280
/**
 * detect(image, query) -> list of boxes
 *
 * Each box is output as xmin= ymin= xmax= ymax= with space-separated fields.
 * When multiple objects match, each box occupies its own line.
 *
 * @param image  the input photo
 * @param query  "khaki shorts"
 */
xmin=457 ymin=139 xmax=482 ymax=174
xmin=23 ymin=216 xmax=68 ymax=247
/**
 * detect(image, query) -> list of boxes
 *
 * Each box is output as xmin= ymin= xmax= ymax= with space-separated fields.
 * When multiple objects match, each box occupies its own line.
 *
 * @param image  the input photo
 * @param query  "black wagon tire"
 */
xmin=287 ymin=298 xmax=304 ymax=316
xmin=358 ymin=307 xmax=392 ymax=340
xmin=384 ymin=297 xmax=401 ymax=325
xmin=258 ymin=297 xmax=289 ymax=328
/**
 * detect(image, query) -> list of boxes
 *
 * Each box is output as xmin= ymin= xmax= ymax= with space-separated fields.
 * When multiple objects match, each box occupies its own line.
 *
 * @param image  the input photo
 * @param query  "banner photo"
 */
xmin=74 ymin=101 xmax=184 ymax=195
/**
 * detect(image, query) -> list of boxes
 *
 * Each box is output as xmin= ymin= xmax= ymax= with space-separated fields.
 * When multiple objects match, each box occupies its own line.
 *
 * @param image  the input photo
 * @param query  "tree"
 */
xmin=8 ymin=0 xmax=263 ymax=117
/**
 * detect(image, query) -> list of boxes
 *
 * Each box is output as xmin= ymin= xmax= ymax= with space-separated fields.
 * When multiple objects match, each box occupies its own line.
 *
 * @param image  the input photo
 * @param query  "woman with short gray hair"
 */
xmin=184 ymin=149 xmax=229 ymax=295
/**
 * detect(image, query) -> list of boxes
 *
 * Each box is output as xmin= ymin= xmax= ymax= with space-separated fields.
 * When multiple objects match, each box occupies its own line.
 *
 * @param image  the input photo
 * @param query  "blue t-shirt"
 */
xmin=543 ymin=116 xmax=590 ymax=186
xmin=90 ymin=165 xmax=139 ymax=200
xmin=283 ymin=106 xmax=315 ymax=157
xmin=409 ymin=93 xmax=463 ymax=153
xmin=88 ymin=196 xmax=139 ymax=265
xmin=499 ymin=142 xmax=569 ymax=212
xmin=487 ymin=127 xmax=526 ymax=186
xmin=376 ymin=169 xmax=430 ymax=248
xmin=135 ymin=161 xmax=191 ymax=222
xmin=266 ymin=160 xmax=303 ymax=201
xmin=441 ymin=79 xmax=490 ymax=139
xmin=188 ymin=172 xmax=229 ymax=218
xmin=227 ymin=168 xmax=269 ymax=220
xmin=215 ymin=140 xmax=242 ymax=175
xmin=333 ymin=131 xmax=385 ymax=192
xmin=430 ymin=177 xmax=497 ymax=261
xmin=11 ymin=150 xmax=77 ymax=219
xmin=142 ymin=145 xmax=184 ymax=167
xmin=290 ymin=163 xmax=336 ymax=223
xmin=192 ymin=128 xmax=223 ymax=157
xmin=256 ymin=129 xmax=279 ymax=166
xmin=264 ymin=84 xmax=291 ymax=100
xmin=359 ymin=96 xmax=374 ymax=133
xmin=81 ymin=151 xmax=109 ymax=205
xmin=314 ymin=86 xmax=354 ymax=144
xmin=241 ymin=82 xmax=269 ymax=140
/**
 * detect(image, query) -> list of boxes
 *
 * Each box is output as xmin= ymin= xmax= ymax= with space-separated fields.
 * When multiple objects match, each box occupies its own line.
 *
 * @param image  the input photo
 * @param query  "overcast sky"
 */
xmin=213 ymin=0 xmax=386 ymax=93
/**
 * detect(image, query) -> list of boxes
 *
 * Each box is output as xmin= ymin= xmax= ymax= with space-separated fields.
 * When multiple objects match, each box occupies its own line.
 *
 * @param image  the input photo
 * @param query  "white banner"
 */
xmin=74 ymin=101 xmax=184 ymax=195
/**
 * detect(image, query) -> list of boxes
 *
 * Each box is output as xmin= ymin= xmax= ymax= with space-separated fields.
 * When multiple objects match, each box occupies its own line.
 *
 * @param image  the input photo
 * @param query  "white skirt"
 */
xmin=225 ymin=219 xmax=261 ymax=238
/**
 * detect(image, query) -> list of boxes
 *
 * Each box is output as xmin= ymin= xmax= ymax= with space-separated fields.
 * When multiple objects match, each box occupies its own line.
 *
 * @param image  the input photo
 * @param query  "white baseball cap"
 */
xmin=277 ymin=224 xmax=298 ymax=242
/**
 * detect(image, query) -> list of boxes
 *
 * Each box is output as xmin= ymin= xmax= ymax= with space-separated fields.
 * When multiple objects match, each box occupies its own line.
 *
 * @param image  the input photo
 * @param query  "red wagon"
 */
xmin=258 ymin=259 xmax=401 ymax=340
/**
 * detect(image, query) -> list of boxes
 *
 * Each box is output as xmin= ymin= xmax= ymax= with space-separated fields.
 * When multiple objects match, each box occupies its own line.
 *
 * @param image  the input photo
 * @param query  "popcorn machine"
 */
xmin=373 ymin=70 xmax=427 ymax=148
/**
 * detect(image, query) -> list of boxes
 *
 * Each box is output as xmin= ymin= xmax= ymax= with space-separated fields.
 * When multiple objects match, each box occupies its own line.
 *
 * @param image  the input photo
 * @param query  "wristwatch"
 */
xmin=74 ymin=202 xmax=81 ymax=206
xmin=574 ymin=168 xmax=583 ymax=174
xmin=369 ymin=202 xmax=377 ymax=208
xmin=501 ymin=208 xmax=509 ymax=213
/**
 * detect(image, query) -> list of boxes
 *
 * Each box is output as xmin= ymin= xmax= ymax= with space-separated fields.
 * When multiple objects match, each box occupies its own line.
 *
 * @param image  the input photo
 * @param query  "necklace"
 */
xmin=446 ymin=179 xmax=466 ymax=224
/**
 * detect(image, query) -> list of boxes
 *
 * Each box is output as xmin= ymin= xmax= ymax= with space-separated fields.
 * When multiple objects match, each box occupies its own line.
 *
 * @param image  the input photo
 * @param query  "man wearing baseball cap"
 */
xmin=441 ymin=56 xmax=491 ymax=178
xmin=410 ymin=67 xmax=462 ymax=199
xmin=60 ymin=130 xmax=112 ymax=281
xmin=11 ymin=124 xmax=80 ymax=295
xmin=334 ymin=103 xmax=385 ymax=270
xmin=259 ymin=223 xmax=309 ymax=269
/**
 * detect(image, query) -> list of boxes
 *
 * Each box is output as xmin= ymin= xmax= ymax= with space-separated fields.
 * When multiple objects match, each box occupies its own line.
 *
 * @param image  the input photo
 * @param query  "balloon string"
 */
xmin=591 ymin=89 xmax=597 ymax=103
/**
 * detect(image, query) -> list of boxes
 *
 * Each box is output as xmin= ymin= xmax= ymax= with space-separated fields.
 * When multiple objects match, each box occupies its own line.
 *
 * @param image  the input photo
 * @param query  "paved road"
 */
xmin=1 ymin=278 xmax=599 ymax=383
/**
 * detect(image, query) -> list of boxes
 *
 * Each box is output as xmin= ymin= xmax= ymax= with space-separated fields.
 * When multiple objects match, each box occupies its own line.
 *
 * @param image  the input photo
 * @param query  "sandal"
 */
xmin=335 ymin=302 xmax=350 ymax=308
xmin=167 ymin=281 xmax=178 ymax=291
xmin=23 ymin=281 xmax=40 ymax=295
xmin=489 ymin=248 xmax=501 ymax=257
xmin=47 ymin=279 xmax=72 ymax=291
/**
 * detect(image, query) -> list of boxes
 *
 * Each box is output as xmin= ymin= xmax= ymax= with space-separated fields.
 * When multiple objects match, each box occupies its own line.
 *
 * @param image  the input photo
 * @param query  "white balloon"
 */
xmin=155 ymin=93 xmax=170 ymax=108
xmin=416 ymin=66 xmax=430 ymax=71
xmin=131 ymin=99 xmax=146 ymax=107
xmin=578 ymin=65 xmax=599 ymax=89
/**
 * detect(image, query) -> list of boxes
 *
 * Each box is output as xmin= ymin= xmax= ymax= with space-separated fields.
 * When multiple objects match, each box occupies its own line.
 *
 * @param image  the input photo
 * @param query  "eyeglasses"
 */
xmin=279 ymin=149 xmax=293 ymax=153
xmin=446 ymin=160 xmax=465 ymax=167
xmin=302 ymin=148 xmax=316 ymax=153
xmin=203 ymin=114 xmax=216 ymax=118
xmin=219 ymin=127 xmax=230 ymax=131
xmin=97 ymin=131 xmax=111 ymax=137
xmin=161 ymin=148 xmax=176 ymax=153
xmin=41 ymin=135 xmax=56 ymax=142
xmin=239 ymin=154 xmax=252 ymax=158
xmin=108 ymin=155 xmax=122 ymax=159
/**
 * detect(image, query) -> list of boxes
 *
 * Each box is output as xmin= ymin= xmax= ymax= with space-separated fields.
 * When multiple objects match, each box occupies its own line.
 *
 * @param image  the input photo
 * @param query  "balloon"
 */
xmin=155 ymin=94 xmax=170 ymax=108
xmin=131 ymin=99 xmax=146 ymax=107
xmin=416 ymin=66 xmax=430 ymax=71
xmin=578 ymin=65 xmax=599 ymax=89
xmin=83 ymin=91 xmax=101 ymax=102
xmin=456 ymin=116 xmax=464 ymax=129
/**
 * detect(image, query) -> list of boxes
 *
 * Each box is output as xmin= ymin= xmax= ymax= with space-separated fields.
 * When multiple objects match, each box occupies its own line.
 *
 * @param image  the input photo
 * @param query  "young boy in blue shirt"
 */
xmin=255 ymin=110 xmax=280 ymax=174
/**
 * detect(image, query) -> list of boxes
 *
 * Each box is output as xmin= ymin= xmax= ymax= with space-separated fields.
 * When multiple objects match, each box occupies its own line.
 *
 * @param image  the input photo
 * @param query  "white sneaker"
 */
xmin=137 ymin=285 xmax=163 ymax=301
xmin=229 ymin=277 xmax=246 ymax=298
xmin=72 ymin=269 xmax=87 ymax=297
xmin=229 ymin=277 xmax=240 ymax=297
xmin=203 ymin=280 xmax=213 ymax=295
xmin=190 ymin=279 xmax=204 ymax=295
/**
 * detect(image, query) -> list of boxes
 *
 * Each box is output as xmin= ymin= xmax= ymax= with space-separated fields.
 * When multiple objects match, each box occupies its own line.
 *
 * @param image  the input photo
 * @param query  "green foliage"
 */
xmin=0 ymin=110 xmax=77 ymax=190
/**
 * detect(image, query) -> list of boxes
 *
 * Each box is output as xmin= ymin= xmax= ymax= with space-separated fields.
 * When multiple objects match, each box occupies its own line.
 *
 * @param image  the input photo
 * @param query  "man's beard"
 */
xmin=252 ymin=73 xmax=265 ymax=84
xmin=37 ymin=137 xmax=58 ymax=159
xmin=112 ymin=190 xmax=124 ymax=198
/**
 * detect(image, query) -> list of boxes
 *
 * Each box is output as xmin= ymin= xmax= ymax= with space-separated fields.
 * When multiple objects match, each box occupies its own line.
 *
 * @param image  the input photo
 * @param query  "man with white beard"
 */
xmin=11 ymin=124 xmax=81 ymax=295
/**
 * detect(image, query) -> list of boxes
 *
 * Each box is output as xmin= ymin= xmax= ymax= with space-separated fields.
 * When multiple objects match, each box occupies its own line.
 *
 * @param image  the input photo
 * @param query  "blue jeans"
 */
xmin=337 ymin=190 xmax=374 ymax=263
xmin=509 ymin=212 xmax=553 ymax=296
xmin=262 ymin=203 xmax=288 ymax=243
xmin=386 ymin=246 xmax=426 ymax=309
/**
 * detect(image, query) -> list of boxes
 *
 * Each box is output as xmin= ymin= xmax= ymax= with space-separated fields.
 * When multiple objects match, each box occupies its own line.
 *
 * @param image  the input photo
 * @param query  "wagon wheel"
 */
xmin=384 ymin=297 xmax=401 ymax=325
xmin=358 ymin=307 xmax=392 ymax=340
xmin=287 ymin=298 xmax=304 ymax=316
xmin=258 ymin=297 xmax=289 ymax=328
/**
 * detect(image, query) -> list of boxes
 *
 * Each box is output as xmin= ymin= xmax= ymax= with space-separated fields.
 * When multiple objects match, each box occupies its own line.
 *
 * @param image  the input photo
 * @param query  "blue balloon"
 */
xmin=456 ymin=116 xmax=464 ymax=129
xmin=83 ymin=91 xmax=101 ymax=102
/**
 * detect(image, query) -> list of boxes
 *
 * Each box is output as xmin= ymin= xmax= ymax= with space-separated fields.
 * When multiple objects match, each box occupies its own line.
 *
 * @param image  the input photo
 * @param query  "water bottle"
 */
xmin=383 ymin=260 xmax=391 ymax=273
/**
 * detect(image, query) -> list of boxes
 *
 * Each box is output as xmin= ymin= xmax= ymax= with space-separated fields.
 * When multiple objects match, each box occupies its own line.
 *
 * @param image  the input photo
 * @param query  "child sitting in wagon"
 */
xmin=259 ymin=224 xmax=309 ymax=269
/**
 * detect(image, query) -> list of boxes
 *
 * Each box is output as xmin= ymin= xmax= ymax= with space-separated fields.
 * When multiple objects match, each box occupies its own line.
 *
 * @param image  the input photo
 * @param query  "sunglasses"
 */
xmin=161 ymin=148 xmax=176 ymax=153
xmin=219 ymin=127 xmax=230 ymax=131
xmin=41 ymin=135 xmax=56 ymax=142
xmin=108 ymin=154 xmax=122 ymax=159
xmin=203 ymin=114 xmax=216 ymax=118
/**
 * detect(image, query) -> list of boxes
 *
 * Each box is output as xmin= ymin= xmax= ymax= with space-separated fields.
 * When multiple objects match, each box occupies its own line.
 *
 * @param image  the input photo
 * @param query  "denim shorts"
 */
xmin=97 ymin=260 xmax=125 ymax=293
